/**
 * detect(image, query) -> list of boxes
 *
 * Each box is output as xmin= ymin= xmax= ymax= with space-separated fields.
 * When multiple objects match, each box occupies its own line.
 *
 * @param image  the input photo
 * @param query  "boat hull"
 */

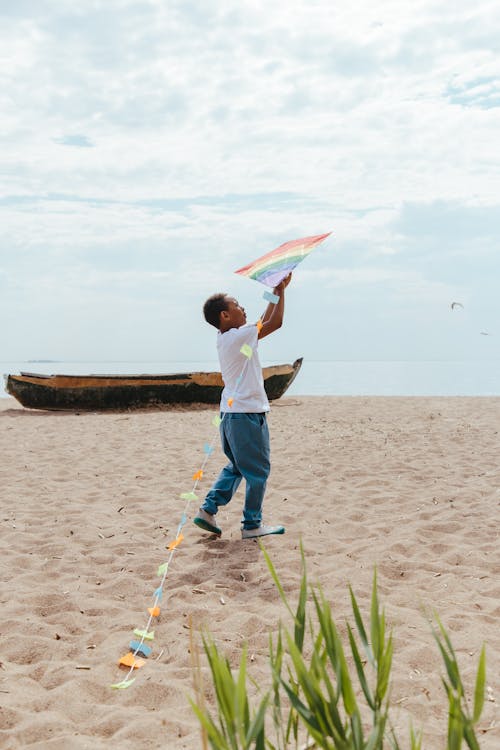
xmin=4 ymin=359 xmax=303 ymax=411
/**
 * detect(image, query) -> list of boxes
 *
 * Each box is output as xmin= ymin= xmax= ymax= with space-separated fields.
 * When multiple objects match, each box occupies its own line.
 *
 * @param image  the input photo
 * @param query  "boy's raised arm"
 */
xmin=258 ymin=273 xmax=292 ymax=339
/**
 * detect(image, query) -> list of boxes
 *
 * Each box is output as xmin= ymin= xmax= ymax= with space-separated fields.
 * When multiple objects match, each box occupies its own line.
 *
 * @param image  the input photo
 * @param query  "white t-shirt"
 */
xmin=217 ymin=324 xmax=270 ymax=413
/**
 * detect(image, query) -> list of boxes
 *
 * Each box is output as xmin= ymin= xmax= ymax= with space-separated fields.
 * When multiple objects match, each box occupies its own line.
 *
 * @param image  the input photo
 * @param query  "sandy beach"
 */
xmin=0 ymin=395 xmax=498 ymax=749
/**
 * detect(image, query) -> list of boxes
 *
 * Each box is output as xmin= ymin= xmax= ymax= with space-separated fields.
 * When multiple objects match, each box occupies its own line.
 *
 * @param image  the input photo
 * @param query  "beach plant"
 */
xmin=190 ymin=637 xmax=269 ymax=750
xmin=190 ymin=548 xmax=487 ymax=749
xmin=431 ymin=616 xmax=486 ymax=750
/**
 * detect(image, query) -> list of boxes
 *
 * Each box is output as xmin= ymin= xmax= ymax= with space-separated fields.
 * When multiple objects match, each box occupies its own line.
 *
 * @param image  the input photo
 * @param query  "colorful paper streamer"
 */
xmin=111 ymin=333 xmax=256 ymax=689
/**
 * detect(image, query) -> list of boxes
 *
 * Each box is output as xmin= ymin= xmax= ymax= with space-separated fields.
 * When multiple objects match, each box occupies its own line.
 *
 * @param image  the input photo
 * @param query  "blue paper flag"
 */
xmin=130 ymin=640 xmax=152 ymax=658
xmin=263 ymin=290 xmax=280 ymax=304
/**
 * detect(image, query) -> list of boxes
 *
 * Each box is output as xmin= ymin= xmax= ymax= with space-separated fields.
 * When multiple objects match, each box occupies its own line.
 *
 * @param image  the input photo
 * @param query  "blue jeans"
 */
xmin=202 ymin=413 xmax=270 ymax=530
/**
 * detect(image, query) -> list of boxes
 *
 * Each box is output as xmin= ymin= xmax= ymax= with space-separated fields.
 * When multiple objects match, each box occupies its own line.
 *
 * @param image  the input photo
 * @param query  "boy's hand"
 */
xmin=273 ymin=273 xmax=292 ymax=295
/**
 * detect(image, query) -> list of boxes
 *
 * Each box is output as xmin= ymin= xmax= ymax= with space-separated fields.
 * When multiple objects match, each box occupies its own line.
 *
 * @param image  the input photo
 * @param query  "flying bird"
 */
xmin=451 ymin=302 xmax=464 ymax=310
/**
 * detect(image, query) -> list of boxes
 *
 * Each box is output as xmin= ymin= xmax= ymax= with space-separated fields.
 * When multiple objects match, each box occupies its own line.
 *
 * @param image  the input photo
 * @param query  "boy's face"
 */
xmin=220 ymin=296 xmax=246 ymax=330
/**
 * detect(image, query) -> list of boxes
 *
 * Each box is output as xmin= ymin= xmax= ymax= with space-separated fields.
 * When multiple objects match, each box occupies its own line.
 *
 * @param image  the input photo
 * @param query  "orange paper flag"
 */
xmin=148 ymin=606 xmax=161 ymax=617
xmin=256 ymin=319 xmax=263 ymax=333
xmin=228 ymin=397 xmax=234 ymax=407
xmin=192 ymin=470 xmax=204 ymax=481
xmin=167 ymin=533 xmax=184 ymax=550
xmin=119 ymin=652 xmax=146 ymax=669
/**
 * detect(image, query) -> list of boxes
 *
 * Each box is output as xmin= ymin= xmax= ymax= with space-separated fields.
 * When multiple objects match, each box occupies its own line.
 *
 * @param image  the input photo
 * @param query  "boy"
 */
xmin=194 ymin=273 xmax=292 ymax=539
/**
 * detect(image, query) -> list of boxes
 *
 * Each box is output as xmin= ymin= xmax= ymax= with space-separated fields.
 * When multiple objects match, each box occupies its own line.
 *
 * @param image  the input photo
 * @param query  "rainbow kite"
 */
xmin=235 ymin=232 xmax=331 ymax=289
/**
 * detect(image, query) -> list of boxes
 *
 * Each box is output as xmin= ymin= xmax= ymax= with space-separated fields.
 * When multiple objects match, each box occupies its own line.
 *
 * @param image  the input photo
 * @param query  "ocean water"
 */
xmin=2 ymin=359 xmax=500 ymax=398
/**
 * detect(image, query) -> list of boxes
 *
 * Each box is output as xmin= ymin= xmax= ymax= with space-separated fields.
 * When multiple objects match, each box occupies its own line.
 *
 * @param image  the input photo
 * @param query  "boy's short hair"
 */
xmin=203 ymin=293 xmax=229 ymax=329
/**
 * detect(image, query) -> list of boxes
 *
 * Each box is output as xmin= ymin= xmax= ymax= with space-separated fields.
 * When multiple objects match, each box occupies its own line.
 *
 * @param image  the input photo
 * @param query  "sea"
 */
xmin=2 ymin=359 xmax=500 ymax=398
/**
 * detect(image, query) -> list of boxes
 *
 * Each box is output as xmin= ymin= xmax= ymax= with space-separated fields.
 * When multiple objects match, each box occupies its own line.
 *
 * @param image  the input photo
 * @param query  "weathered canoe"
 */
xmin=4 ymin=358 xmax=303 ymax=411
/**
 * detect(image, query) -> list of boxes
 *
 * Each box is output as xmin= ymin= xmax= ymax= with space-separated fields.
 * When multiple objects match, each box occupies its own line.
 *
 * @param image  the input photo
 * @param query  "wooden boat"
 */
xmin=4 ymin=358 xmax=303 ymax=411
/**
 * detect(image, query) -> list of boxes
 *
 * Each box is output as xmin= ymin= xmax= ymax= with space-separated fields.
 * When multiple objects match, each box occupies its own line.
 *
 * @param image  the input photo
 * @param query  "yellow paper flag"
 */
xmin=134 ymin=628 xmax=155 ymax=641
xmin=180 ymin=491 xmax=198 ymax=501
xmin=240 ymin=344 xmax=253 ymax=358
xmin=111 ymin=678 xmax=136 ymax=689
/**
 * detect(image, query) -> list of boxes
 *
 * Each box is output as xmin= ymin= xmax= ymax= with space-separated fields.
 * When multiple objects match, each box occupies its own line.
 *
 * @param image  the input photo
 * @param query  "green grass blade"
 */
xmin=432 ymin=626 xmax=461 ymax=693
xmin=370 ymin=569 xmax=381 ymax=663
xmin=338 ymin=646 xmax=357 ymax=717
xmin=190 ymin=698 xmax=230 ymax=749
xmin=434 ymin=616 xmax=463 ymax=694
xmin=294 ymin=544 xmax=308 ymax=652
xmin=349 ymin=584 xmax=372 ymax=664
xmin=472 ymin=645 xmax=486 ymax=723
xmin=376 ymin=631 xmax=393 ymax=704
xmin=463 ymin=722 xmax=482 ymax=750
xmin=347 ymin=624 xmax=375 ymax=709
xmin=260 ymin=542 xmax=294 ymax=619
xmin=409 ymin=724 xmax=423 ymax=750
xmin=281 ymin=679 xmax=323 ymax=735
xmin=364 ymin=713 xmax=388 ymax=750
xmin=235 ymin=645 xmax=248 ymax=740
xmin=244 ymin=693 xmax=269 ymax=747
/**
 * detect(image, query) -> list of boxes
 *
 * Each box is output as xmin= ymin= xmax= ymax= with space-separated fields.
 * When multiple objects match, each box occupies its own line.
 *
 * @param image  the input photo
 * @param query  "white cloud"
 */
xmin=1 ymin=0 xmax=499 ymax=361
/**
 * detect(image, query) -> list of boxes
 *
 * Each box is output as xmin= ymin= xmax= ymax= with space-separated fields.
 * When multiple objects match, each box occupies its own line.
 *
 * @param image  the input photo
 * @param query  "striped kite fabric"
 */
xmin=235 ymin=232 xmax=331 ymax=288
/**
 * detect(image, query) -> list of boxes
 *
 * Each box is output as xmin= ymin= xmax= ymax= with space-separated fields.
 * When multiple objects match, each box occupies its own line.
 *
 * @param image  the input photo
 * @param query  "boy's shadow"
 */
xmin=193 ymin=534 xmax=265 ymax=583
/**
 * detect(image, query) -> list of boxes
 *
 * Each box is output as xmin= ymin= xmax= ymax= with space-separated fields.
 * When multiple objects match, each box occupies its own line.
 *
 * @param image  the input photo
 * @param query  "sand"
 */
xmin=0 ymin=395 xmax=498 ymax=749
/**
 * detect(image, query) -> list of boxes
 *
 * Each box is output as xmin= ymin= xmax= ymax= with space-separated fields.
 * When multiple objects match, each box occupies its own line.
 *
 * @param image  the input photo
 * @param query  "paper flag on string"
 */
xmin=263 ymin=290 xmax=280 ymax=304
xmin=228 ymin=397 xmax=234 ymax=407
xmin=111 ymin=678 xmax=136 ymax=689
xmin=119 ymin=652 xmax=146 ymax=669
xmin=235 ymin=232 xmax=331 ymax=288
xmin=256 ymin=319 xmax=263 ymax=332
xmin=240 ymin=344 xmax=253 ymax=359
xmin=212 ymin=415 xmax=222 ymax=427
xmin=192 ymin=470 xmax=203 ymax=481
xmin=134 ymin=628 xmax=155 ymax=640
xmin=130 ymin=640 xmax=152 ymax=658
xmin=180 ymin=513 xmax=187 ymax=525
xmin=148 ymin=606 xmax=161 ymax=617
xmin=180 ymin=491 xmax=198 ymax=501
xmin=167 ymin=533 xmax=184 ymax=550
xmin=157 ymin=561 xmax=169 ymax=576
xmin=153 ymin=586 xmax=163 ymax=600
xmin=203 ymin=443 xmax=214 ymax=455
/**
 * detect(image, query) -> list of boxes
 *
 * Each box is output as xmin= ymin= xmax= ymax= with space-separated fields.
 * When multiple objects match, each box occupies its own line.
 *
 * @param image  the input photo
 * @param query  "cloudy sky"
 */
xmin=1 ymin=0 xmax=499 ymax=364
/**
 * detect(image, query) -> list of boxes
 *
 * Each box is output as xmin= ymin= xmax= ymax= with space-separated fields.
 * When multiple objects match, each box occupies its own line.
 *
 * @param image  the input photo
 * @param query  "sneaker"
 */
xmin=241 ymin=524 xmax=285 ymax=539
xmin=193 ymin=509 xmax=222 ymax=536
